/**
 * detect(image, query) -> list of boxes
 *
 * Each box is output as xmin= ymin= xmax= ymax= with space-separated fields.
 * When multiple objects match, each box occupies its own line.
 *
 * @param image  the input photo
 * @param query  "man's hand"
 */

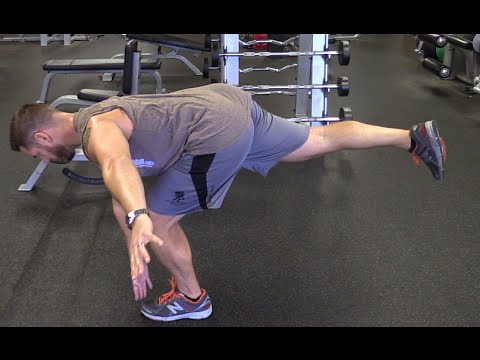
xmin=129 ymin=214 xmax=163 ymax=299
xmin=132 ymin=261 xmax=153 ymax=301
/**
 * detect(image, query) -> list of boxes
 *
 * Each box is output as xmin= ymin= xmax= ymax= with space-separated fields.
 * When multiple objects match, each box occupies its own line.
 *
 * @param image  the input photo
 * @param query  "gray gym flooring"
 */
xmin=1 ymin=34 xmax=479 ymax=327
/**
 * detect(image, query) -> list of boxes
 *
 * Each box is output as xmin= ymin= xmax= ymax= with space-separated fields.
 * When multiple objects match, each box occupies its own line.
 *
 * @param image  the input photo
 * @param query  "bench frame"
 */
xmin=38 ymin=67 xmax=162 ymax=103
xmin=102 ymin=34 xmax=211 ymax=80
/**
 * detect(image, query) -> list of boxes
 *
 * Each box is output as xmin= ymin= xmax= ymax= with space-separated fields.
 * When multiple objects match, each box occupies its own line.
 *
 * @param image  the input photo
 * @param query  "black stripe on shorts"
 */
xmin=189 ymin=154 xmax=216 ymax=210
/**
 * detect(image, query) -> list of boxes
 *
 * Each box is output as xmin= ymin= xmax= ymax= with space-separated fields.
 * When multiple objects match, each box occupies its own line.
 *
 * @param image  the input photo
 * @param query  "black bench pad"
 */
xmin=77 ymin=89 xmax=122 ymax=102
xmin=126 ymin=34 xmax=208 ymax=52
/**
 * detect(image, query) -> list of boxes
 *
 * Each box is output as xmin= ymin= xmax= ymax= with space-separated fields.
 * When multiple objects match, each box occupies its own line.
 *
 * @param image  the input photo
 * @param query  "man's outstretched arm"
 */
xmin=112 ymin=197 xmax=153 ymax=300
xmin=82 ymin=116 xmax=163 ymax=289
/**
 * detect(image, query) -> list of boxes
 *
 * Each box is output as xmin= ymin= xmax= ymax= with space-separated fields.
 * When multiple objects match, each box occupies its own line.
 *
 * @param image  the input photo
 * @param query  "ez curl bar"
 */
xmin=240 ymin=77 xmax=350 ymax=97
xmin=203 ymin=40 xmax=351 ymax=79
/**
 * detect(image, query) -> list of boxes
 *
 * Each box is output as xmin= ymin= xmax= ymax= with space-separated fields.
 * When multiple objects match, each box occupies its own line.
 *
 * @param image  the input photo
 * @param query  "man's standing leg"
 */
xmin=112 ymin=200 xmax=212 ymax=322
xmin=140 ymin=211 xmax=213 ymax=321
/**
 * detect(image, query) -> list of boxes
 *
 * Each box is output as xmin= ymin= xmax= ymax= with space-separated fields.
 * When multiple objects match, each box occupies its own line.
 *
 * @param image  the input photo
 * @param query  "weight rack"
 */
xmin=204 ymin=34 xmax=353 ymax=126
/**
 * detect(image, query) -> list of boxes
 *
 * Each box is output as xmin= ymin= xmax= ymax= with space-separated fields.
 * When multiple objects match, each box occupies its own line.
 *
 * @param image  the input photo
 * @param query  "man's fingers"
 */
xmin=139 ymin=246 xmax=151 ymax=264
xmin=147 ymin=234 xmax=163 ymax=246
xmin=133 ymin=282 xmax=140 ymax=301
xmin=147 ymin=276 xmax=153 ymax=290
xmin=137 ymin=258 xmax=144 ymax=276
xmin=130 ymin=259 xmax=139 ymax=280
xmin=131 ymin=248 xmax=144 ymax=275
xmin=132 ymin=279 xmax=147 ymax=301
xmin=139 ymin=284 xmax=144 ymax=300
xmin=131 ymin=251 xmax=144 ymax=278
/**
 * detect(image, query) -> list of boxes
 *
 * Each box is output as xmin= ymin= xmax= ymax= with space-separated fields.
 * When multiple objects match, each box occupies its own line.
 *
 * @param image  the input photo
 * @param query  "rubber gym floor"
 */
xmin=0 ymin=34 xmax=479 ymax=327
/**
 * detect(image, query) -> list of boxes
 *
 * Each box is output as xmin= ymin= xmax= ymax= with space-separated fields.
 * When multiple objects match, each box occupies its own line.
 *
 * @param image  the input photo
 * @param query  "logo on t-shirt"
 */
xmin=132 ymin=158 xmax=155 ymax=168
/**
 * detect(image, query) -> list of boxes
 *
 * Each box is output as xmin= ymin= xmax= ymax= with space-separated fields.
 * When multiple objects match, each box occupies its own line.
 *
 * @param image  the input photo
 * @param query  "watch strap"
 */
xmin=126 ymin=208 xmax=149 ymax=230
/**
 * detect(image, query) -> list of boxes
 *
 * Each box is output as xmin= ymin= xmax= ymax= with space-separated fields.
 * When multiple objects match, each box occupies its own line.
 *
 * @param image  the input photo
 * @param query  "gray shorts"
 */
xmin=146 ymin=100 xmax=310 ymax=215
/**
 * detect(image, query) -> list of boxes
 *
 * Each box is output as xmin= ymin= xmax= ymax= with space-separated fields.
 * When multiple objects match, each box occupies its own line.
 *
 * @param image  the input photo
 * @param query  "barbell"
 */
xmin=204 ymin=40 xmax=350 ymax=78
xmin=240 ymin=77 xmax=350 ymax=97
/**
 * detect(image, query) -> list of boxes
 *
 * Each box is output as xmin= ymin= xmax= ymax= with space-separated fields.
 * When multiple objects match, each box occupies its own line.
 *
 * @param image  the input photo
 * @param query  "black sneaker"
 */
xmin=409 ymin=120 xmax=446 ymax=181
xmin=140 ymin=278 xmax=212 ymax=322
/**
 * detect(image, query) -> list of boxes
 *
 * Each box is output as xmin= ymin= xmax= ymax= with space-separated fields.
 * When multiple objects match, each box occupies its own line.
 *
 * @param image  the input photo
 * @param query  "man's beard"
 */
xmin=48 ymin=144 xmax=77 ymax=164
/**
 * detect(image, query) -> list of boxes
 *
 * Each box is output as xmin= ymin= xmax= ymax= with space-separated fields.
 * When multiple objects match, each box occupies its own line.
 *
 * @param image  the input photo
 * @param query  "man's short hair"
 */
xmin=10 ymin=104 xmax=59 ymax=151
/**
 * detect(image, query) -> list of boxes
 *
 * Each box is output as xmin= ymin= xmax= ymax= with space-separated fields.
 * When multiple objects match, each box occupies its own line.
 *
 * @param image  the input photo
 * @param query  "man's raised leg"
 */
xmin=281 ymin=120 xmax=446 ymax=181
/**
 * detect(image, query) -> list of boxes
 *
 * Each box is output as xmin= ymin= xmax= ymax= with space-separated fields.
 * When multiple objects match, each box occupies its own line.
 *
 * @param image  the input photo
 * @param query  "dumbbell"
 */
xmin=339 ymin=106 xmax=353 ymax=120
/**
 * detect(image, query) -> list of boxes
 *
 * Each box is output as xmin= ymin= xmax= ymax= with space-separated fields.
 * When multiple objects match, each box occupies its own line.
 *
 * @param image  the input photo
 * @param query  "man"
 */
xmin=9 ymin=83 xmax=446 ymax=322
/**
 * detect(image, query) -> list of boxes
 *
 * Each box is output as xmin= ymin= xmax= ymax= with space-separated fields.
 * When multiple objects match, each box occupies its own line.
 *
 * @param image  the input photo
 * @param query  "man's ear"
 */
xmin=33 ymin=132 xmax=52 ymax=146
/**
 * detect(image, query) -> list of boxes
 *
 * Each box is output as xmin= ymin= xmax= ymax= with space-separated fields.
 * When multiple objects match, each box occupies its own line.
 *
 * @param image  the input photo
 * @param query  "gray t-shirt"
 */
xmin=73 ymin=83 xmax=253 ymax=176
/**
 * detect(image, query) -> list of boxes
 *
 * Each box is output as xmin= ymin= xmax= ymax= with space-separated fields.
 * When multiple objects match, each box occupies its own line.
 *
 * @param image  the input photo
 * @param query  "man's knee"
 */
xmin=280 ymin=127 xmax=321 ymax=162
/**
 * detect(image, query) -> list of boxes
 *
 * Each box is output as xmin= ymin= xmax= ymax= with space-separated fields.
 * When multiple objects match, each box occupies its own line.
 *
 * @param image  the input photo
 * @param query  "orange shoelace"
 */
xmin=158 ymin=278 xmax=181 ymax=304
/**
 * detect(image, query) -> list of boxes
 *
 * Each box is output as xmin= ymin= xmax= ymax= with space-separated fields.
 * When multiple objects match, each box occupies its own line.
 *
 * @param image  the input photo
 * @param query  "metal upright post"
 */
xmin=310 ymin=34 xmax=328 ymax=126
xmin=40 ymin=34 xmax=49 ymax=46
xmin=295 ymin=35 xmax=313 ymax=119
xmin=442 ymin=43 xmax=454 ymax=69
xmin=131 ymin=51 xmax=141 ymax=95
xmin=63 ymin=34 xmax=72 ymax=46
xmin=221 ymin=34 xmax=240 ymax=85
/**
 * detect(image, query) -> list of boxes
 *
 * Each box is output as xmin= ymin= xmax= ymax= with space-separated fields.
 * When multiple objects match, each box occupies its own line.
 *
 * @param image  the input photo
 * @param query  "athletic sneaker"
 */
xmin=140 ymin=278 xmax=212 ymax=322
xmin=409 ymin=120 xmax=446 ymax=181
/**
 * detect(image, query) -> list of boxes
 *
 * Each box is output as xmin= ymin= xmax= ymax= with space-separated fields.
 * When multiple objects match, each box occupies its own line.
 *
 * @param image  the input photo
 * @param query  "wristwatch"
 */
xmin=126 ymin=208 xmax=149 ymax=230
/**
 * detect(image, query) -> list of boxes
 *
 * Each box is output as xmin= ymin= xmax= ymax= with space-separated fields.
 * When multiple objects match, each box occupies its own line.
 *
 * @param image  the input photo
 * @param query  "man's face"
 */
xmin=21 ymin=143 xmax=76 ymax=164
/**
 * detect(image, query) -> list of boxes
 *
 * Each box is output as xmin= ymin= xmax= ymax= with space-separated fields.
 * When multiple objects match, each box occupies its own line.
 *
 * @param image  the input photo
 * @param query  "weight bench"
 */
xmin=19 ymin=40 xmax=142 ymax=191
xmin=38 ymin=57 xmax=163 ymax=103
xmin=102 ymin=34 xmax=211 ymax=80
